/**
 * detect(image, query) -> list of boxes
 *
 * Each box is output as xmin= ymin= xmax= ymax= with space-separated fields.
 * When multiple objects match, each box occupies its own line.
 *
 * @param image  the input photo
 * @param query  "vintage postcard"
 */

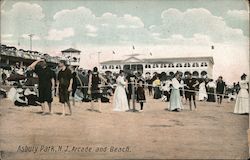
xmin=0 ymin=0 xmax=249 ymax=159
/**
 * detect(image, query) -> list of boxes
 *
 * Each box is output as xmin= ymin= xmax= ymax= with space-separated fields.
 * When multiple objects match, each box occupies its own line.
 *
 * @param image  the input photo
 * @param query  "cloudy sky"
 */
xmin=1 ymin=0 xmax=249 ymax=83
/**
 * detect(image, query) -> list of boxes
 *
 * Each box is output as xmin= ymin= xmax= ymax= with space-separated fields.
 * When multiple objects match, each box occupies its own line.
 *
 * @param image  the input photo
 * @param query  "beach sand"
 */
xmin=0 ymin=96 xmax=248 ymax=159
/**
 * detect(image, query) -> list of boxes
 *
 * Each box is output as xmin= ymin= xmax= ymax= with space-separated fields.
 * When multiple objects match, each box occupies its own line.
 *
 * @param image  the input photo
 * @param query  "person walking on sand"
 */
xmin=185 ymin=73 xmax=199 ymax=111
xmin=169 ymin=72 xmax=182 ymax=112
xmin=137 ymin=80 xmax=146 ymax=112
xmin=216 ymin=76 xmax=226 ymax=106
xmin=113 ymin=70 xmax=129 ymax=112
xmin=57 ymin=60 xmax=73 ymax=116
xmin=206 ymin=79 xmax=216 ymax=102
xmin=88 ymin=67 xmax=107 ymax=113
xmin=198 ymin=79 xmax=208 ymax=101
xmin=28 ymin=59 xmax=55 ymax=115
xmin=234 ymin=74 xmax=249 ymax=114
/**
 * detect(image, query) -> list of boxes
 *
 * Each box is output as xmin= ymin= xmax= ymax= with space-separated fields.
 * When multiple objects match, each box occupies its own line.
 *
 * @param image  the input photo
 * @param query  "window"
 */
xmin=176 ymin=63 xmax=182 ymax=67
xmin=201 ymin=71 xmax=207 ymax=76
xmin=192 ymin=62 xmax=199 ymax=67
xmin=109 ymin=65 xmax=114 ymax=69
xmin=193 ymin=71 xmax=199 ymax=77
xmin=153 ymin=64 xmax=159 ymax=68
xmin=168 ymin=64 xmax=174 ymax=68
xmin=201 ymin=62 xmax=207 ymax=67
xmin=184 ymin=63 xmax=191 ymax=67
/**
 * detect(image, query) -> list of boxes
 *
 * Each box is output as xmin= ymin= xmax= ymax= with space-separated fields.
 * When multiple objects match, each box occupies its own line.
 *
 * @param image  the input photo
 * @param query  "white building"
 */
xmin=100 ymin=55 xmax=214 ymax=78
xmin=61 ymin=48 xmax=81 ymax=67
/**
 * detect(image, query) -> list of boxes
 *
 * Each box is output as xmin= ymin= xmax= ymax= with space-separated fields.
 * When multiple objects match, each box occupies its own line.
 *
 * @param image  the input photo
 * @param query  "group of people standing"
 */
xmin=29 ymin=59 xmax=113 ymax=115
xmin=112 ymin=70 xmax=248 ymax=114
xmin=18 ymin=59 xmax=249 ymax=116
xmin=165 ymin=71 xmax=249 ymax=114
xmin=29 ymin=59 xmax=73 ymax=116
xmin=113 ymin=70 xmax=146 ymax=112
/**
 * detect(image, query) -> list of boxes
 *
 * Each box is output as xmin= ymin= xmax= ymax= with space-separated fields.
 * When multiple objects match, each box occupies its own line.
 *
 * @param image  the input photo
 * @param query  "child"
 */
xmin=137 ymin=80 xmax=146 ymax=112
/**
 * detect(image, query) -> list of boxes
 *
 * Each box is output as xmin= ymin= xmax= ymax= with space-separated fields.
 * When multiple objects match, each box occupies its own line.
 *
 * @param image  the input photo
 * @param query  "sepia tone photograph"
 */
xmin=0 ymin=0 xmax=249 ymax=159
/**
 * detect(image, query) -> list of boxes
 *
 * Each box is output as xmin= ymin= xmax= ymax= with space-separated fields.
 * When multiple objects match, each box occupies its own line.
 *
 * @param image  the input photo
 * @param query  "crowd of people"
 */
xmin=0 ymin=58 xmax=249 ymax=115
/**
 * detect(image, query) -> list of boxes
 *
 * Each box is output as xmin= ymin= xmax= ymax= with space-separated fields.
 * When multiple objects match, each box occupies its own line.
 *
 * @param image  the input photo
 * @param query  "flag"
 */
xmin=150 ymin=52 xmax=152 ymax=56
xmin=112 ymin=51 xmax=115 ymax=54
xmin=132 ymin=45 xmax=135 ymax=50
xmin=211 ymin=45 xmax=214 ymax=50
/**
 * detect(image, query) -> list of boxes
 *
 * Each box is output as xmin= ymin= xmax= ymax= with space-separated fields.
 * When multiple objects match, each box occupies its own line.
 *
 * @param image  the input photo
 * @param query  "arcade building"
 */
xmin=100 ymin=56 xmax=214 ymax=78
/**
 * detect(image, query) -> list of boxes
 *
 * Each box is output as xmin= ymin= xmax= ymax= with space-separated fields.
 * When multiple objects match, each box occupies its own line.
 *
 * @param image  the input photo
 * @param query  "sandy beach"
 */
xmin=0 ymin=95 xmax=248 ymax=160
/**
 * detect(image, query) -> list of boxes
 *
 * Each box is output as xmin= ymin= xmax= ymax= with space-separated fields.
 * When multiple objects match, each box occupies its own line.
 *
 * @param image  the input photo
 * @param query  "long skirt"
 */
xmin=169 ymin=89 xmax=182 ymax=111
xmin=234 ymin=89 xmax=249 ymax=114
xmin=207 ymin=88 xmax=216 ymax=102
xmin=199 ymin=88 xmax=208 ymax=101
xmin=113 ymin=86 xmax=129 ymax=112
xmin=153 ymin=87 xmax=161 ymax=99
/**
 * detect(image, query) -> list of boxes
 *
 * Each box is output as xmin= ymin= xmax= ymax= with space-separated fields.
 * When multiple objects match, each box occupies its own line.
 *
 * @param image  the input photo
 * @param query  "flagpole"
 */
xmin=98 ymin=51 xmax=101 ymax=69
xmin=132 ymin=45 xmax=135 ymax=56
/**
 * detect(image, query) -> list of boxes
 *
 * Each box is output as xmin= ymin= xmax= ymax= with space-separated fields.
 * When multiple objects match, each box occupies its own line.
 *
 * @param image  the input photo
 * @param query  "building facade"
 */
xmin=100 ymin=56 xmax=214 ymax=78
xmin=61 ymin=48 xmax=81 ymax=67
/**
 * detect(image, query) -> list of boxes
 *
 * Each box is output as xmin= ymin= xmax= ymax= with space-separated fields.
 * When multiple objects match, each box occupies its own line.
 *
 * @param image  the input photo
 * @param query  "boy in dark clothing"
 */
xmin=216 ymin=76 xmax=226 ymax=105
xmin=137 ymin=80 xmax=146 ymax=111
xmin=185 ymin=73 xmax=199 ymax=110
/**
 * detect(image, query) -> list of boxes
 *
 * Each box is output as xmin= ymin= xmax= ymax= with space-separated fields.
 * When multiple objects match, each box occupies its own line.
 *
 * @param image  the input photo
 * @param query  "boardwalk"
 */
xmin=0 ymin=96 xmax=248 ymax=159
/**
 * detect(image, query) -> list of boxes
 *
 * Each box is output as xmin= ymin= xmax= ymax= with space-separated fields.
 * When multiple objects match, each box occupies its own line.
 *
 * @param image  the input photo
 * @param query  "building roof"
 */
xmin=61 ymin=48 xmax=81 ymax=53
xmin=144 ymin=56 xmax=214 ymax=64
xmin=101 ymin=56 xmax=214 ymax=64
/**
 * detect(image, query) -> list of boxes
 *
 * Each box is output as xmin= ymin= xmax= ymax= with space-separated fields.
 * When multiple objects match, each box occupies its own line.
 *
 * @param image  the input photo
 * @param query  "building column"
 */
xmin=142 ymin=63 xmax=146 ymax=77
xmin=6 ymin=58 xmax=9 ymax=65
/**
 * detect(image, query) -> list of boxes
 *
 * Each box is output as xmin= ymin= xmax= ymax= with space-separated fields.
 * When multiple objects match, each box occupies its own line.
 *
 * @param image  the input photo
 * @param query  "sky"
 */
xmin=1 ymin=0 xmax=249 ymax=83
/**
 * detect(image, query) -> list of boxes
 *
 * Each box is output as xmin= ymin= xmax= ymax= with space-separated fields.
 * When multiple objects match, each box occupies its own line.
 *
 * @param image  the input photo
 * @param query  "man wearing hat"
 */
xmin=28 ymin=59 xmax=55 ymax=115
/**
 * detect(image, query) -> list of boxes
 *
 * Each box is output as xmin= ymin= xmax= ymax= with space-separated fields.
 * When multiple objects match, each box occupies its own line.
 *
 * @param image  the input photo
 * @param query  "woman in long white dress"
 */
xmin=113 ymin=70 xmax=129 ymax=112
xmin=169 ymin=72 xmax=183 ymax=112
xmin=234 ymin=74 xmax=249 ymax=114
xmin=199 ymin=80 xmax=208 ymax=101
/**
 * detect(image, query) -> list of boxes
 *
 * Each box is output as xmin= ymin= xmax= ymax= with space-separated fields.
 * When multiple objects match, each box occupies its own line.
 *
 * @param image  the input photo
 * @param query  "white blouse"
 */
xmin=172 ymin=78 xmax=182 ymax=89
